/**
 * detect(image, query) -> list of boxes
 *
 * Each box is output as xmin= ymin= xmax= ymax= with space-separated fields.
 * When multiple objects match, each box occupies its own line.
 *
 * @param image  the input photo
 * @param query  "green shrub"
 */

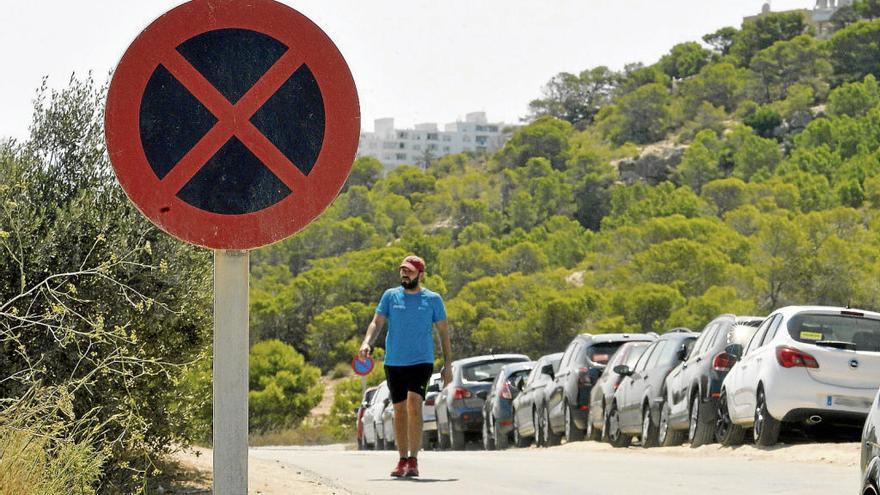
xmin=249 ymin=340 xmax=323 ymax=433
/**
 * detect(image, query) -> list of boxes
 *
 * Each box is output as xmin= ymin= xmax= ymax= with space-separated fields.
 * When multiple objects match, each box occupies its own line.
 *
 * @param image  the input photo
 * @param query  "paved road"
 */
xmin=249 ymin=443 xmax=858 ymax=495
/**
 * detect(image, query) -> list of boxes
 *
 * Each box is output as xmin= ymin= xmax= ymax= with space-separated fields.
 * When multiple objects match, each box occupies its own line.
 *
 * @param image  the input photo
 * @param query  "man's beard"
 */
xmin=401 ymin=277 xmax=419 ymax=290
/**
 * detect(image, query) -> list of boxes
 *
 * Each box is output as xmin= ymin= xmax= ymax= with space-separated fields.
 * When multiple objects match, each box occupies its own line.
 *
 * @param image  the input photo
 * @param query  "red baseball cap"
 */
xmin=400 ymin=255 xmax=426 ymax=273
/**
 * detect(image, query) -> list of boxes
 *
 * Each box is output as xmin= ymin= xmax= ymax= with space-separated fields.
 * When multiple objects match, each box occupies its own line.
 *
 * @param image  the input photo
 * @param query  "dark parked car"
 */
xmin=663 ymin=314 xmax=764 ymax=447
xmin=862 ymin=387 xmax=880 ymax=495
xmin=544 ymin=333 xmax=656 ymax=445
xmin=605 ymin=330 xmax=698 ymax=448
xmin=512 ymin=352 xmax=563 ymax=448
xmin=435 ymin=354 xmax=530 ymax=450
xmin=482 ymin=361 xmax=534 ymax=450
xmin=586 ymin=341 xmax=652 ymax=441
xmin=356 ymin=385 xmax=379 ymax=450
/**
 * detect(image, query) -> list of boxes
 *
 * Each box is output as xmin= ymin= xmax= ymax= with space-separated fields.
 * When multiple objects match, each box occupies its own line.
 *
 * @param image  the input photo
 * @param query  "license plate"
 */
xmin=826 ymin=395 xmax=872 ymax=409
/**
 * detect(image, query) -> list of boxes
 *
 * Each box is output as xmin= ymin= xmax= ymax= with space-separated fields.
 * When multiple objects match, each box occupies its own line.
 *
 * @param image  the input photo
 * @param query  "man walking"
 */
xmin=359 ymin=255 xmax=452 ymax=478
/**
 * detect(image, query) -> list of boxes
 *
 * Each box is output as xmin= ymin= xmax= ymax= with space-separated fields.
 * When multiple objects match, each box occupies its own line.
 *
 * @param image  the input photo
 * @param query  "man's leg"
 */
xmin=393 ymin=401 xmax=408 ymax=459
xmin=406 ymin=391 xmax=424 ymax=458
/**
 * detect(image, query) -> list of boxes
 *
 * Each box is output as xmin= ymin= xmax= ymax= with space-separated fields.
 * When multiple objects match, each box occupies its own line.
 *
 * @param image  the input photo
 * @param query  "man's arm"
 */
xmin=358 ymin=313 xmax=386 ymax=360
xmin=435 ymin=320 xmax=452 ymax=385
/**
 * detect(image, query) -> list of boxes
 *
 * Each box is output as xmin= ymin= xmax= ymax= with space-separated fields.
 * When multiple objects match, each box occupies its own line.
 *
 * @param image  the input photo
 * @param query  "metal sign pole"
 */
xmin=213 ymin=249 xmax=249 ymax=494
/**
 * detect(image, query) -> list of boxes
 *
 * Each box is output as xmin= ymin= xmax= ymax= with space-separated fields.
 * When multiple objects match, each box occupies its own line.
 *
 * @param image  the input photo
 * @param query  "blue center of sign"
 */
xmin=138 ymin=28 xmax=326 ymax=215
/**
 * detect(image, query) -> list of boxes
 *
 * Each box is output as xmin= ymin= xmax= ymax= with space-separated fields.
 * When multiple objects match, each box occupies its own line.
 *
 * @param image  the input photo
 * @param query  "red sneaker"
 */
xmin=405 ymin=457 xmax=419 ymax=477
xmin=390 ymin=458 xmax=408 ymax=477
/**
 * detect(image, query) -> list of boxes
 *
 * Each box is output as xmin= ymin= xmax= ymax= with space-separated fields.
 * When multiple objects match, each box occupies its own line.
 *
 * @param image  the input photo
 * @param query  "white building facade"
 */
xmin=357 ymin=112 xmax=512 ymax=172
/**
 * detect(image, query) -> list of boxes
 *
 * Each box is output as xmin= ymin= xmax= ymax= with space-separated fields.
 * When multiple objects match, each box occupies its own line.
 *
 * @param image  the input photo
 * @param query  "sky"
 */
xmin=1 ymin=0 xmax=816 ymax=141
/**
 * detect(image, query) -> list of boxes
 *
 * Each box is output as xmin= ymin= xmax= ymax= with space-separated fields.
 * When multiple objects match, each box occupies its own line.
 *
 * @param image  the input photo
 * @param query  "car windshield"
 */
xmin=787 ymin=313 xmax=880 ymax=351
xmin=462 ymin=359 xmax=525 ymax=382
xmin=587 ymin=342 xmax=625 ymax=364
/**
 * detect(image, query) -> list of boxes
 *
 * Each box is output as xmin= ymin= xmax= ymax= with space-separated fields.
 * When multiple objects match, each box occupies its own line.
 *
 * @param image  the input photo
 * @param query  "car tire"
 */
xmin=658 ymin=401 xmax=685 ymax=447
xmin=544 ymin=406 xmax=562 ymax=446
xmin=450 ymin=418 xmax=466 ymax=450
xmin=376 ymin=433 xmax=385 ymax=451
xmin=422 ymin=430 xmax=434 ymax=450
xmin=715 ymin=391 xmax=746 ymax=446
xmin=357 ymin=436 xmax=364 ymax=450
xmin=493 ymin=416 xmax=509 ymax=450
xmin=586 ymin=412 xmax=602 ymax=441
xmin=753 ymin=388 xmax=781 ymax=447
xmin=564 ymin=401 xmax=585 ymax=443
xmin=534 ymin=408 xmax=545 ymax=447
xmin=437 ymin=414 xmax=450 ymax=450
xmin=513 ymin=416 xmax=531 ymax=448
xmin=483 ymin=415 xmax=495 ymax=451
xmin=607 ymin=402 xmax=631 ymax=448
xmin=641 ymin=405 xmax=659 ymax=448
xmin=688 ymin=394 xmax=714 ymax=448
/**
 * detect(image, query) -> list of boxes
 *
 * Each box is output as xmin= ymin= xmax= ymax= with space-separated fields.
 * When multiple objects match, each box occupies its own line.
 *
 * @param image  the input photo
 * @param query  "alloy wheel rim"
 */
xmin=754 ymin=392 xmax=765 ymax=439
xmin=659 ymin=406 xmax=669 ymax=444
xmin=642 ymin=410 xmax=651 ymax=442
xmin=689 ymin=397 xmax=699 ymax=441
xmin=609 ymin=407 xmax=620 ymax=441
xmin=716 ymin=395 xmax=729 ymax=439
xmin=565 ymin=405 xmax=571 ymax=438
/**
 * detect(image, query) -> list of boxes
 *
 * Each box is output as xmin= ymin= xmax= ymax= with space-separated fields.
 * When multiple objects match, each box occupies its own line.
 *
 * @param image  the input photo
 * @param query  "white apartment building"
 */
xmin=357 ymin=112 xmax=512 ymax=172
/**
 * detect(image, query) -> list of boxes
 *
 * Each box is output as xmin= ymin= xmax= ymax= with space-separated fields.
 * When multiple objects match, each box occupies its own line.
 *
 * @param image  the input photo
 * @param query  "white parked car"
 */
xmin=422 ymin=373 xmax=442 ymax=449
xmin=719 ymin=306 xmax=880 ymax=446
xmin=362 ymin=381 xmax=389 ymax=450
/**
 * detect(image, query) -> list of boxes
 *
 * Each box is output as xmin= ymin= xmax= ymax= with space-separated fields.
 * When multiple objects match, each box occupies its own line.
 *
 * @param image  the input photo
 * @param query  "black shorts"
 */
xmin=384 ymin=363 xmax=434 ymax=404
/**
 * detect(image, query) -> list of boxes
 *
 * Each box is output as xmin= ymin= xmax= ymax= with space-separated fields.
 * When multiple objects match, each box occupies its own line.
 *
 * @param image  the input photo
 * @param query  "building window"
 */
xmin=442 ymin=135 xmax=452 ymax=142
xmin=413 ymin=144 xmax=421 ymax=150
xmin=443 ymin=146 xmax=450 ymax=152
xmin=399 ymin=142 xmax=406 ymax=149
xmin=476 ymin=135 xmax=488 ymax=145
xmin=427 ymin=133 xmax=438 ymax=140
xmin=397 ymin=132 xmax=408 ymax=139
xmin=396 ymin=153 xmax=407 ymax=160
xmin=463 ymin=136 xmax=471 ymax=142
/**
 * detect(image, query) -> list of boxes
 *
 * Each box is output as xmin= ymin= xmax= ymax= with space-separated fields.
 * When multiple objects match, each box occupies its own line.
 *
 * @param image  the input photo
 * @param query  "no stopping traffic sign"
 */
xmin=105 ymin=0 xmax=360 ymax=249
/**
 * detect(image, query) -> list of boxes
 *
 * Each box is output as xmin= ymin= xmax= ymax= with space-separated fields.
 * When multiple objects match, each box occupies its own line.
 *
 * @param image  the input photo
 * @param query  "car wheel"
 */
xmin=483 ymin=415 xmax=495 ymax=451
xmin=357 ymin=436 xmax=363 ymax=450
xmin=753 ymin=388 xmax=781 ymax=447
xmin=544 ymin=406 xmax=562 ymax=446
xmin=376 ymin=432 xmax=385 ymax=451
xmin=422 ymin=430 xmax=434 ymax=450
xmin=586 ymin=411 xmax=602 ymax=441
xmin=534 ymin=408 xmax=545 ymax=447
xmin=658 ymin=401 xmax=685 ymax=447
xmin=641 ymin=405 xmax=659 ymax=448
xmin=564 ymin=401 xmax=585 ymax=443
xmin=450 ymin=417 xmax=466 ymax=450
xmin=607 ymin=401 xmax=631 ymax=448
xmin=493 ymin=416 xmax=509 ymax=450
xmin=688 ymin=394 xmax=714 ymax=448
xmin=715 ymin=391 xmax=745 ymax=446
xmin=513 ymin=415 xmax=531 ymax=448
xmin=437 ymin=412 xmax=450 ymax=450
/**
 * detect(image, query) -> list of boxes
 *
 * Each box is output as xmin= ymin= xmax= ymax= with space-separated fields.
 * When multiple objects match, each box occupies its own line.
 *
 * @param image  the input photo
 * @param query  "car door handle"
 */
xmin=695 ymin=357 xmax=702 ymax=363
xmin=682 ymin=364 xmax=688 ymax=369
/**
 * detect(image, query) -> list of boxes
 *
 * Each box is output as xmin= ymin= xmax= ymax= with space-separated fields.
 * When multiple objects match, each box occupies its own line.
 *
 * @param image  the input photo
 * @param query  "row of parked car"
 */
xmin=354 ymin=305 xmax=880 ymax=495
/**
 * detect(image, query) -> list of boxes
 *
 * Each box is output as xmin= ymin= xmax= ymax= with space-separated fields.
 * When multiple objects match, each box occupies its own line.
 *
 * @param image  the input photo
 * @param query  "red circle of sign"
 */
xmin=351 ymin=356 xmax=375 ymax=377
xmin=105 ymin=0 xmax=360 ymax=249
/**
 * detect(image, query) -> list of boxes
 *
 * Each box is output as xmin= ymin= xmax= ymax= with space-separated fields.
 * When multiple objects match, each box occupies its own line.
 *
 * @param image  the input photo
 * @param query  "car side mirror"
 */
xmin=515 ymin=376 xmax=525 ymax=391
xmin=383 ymin=397 xmax=390 ymax=406
xmin=613 ymin=364 xmax=632 ymax=376
xmin=476 ymin=390 xmax=489 ymax=400
xmin=541 ymin=363 xmax=555 ymax=380
xmin=725 ymin=343 xmax=743 ymax=359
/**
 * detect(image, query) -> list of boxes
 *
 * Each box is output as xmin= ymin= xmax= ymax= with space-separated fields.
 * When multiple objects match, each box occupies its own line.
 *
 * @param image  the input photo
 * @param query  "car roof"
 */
xmin=770 ymin=305 xmax=880 ymax=320
xmin=452 ymin=354 xmax=530 ymax=366
xmin=574 ymin=333 xmax=656 ymax=344
xmin=499 ymin=361 xmax=535 ymax=374
xmin=656 ymin=331 xmax=698 ymax=343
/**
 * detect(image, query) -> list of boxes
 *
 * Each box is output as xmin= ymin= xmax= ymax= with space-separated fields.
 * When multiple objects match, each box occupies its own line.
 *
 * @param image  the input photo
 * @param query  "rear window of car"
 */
xmin=586 ymin=342 xmax=625 ymax=364
xmin=508 ymin=369 xmax=531 ymax=383
xmin=787 ymin=313 xmax=880 ymax=351
xmin=728 ymin=323 xmax=761 ymax=346
xmin=463 ymin=359 xmax=526 ymax=382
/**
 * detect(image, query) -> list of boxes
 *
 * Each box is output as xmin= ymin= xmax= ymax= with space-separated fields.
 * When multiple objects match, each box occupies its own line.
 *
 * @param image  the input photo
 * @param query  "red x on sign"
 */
xmin=105 ymin=0 xmax=360 ymax=249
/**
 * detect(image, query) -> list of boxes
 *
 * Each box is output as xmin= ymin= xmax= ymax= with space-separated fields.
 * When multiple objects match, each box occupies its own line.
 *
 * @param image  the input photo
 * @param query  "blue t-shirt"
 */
xmin=376 ymin=287 xmax=446 ymax=366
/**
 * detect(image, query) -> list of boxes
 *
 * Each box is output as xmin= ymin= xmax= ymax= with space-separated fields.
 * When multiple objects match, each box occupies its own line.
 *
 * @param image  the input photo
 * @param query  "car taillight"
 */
xmin=776 ymin=346 xmax=819 ymax=369
xmin=424 ymin=397 xmax=435 ymax=406
xmin=500 ymin=382 xmax=513 ymax=400
xmin=452 ymin=387 xmax=472 ymax=400
xmin=577 ymin=367 xmax=592 ymax=386
xmin=712 ymin=352 xmax=737 ymax=371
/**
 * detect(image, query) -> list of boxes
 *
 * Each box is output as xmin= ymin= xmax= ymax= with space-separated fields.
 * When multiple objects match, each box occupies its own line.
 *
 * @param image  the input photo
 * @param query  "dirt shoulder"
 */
xmin=170 ymin=446 xmax=352 ymax=495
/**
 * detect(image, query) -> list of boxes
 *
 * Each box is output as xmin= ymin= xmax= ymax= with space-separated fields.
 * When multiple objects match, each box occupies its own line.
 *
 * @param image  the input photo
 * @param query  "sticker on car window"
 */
xmin=800 ymin=331 xmax=823 ymax=340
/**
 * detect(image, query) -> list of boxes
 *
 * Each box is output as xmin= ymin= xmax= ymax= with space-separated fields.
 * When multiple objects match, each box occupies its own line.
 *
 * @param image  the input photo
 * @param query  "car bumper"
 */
xmin=764 ymin=370 xmax=876 ymax=422
xmin=451 ymin=407 xmax=484 ymax=432
xmin=423 ymin=420 xmax=437 ymax=431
